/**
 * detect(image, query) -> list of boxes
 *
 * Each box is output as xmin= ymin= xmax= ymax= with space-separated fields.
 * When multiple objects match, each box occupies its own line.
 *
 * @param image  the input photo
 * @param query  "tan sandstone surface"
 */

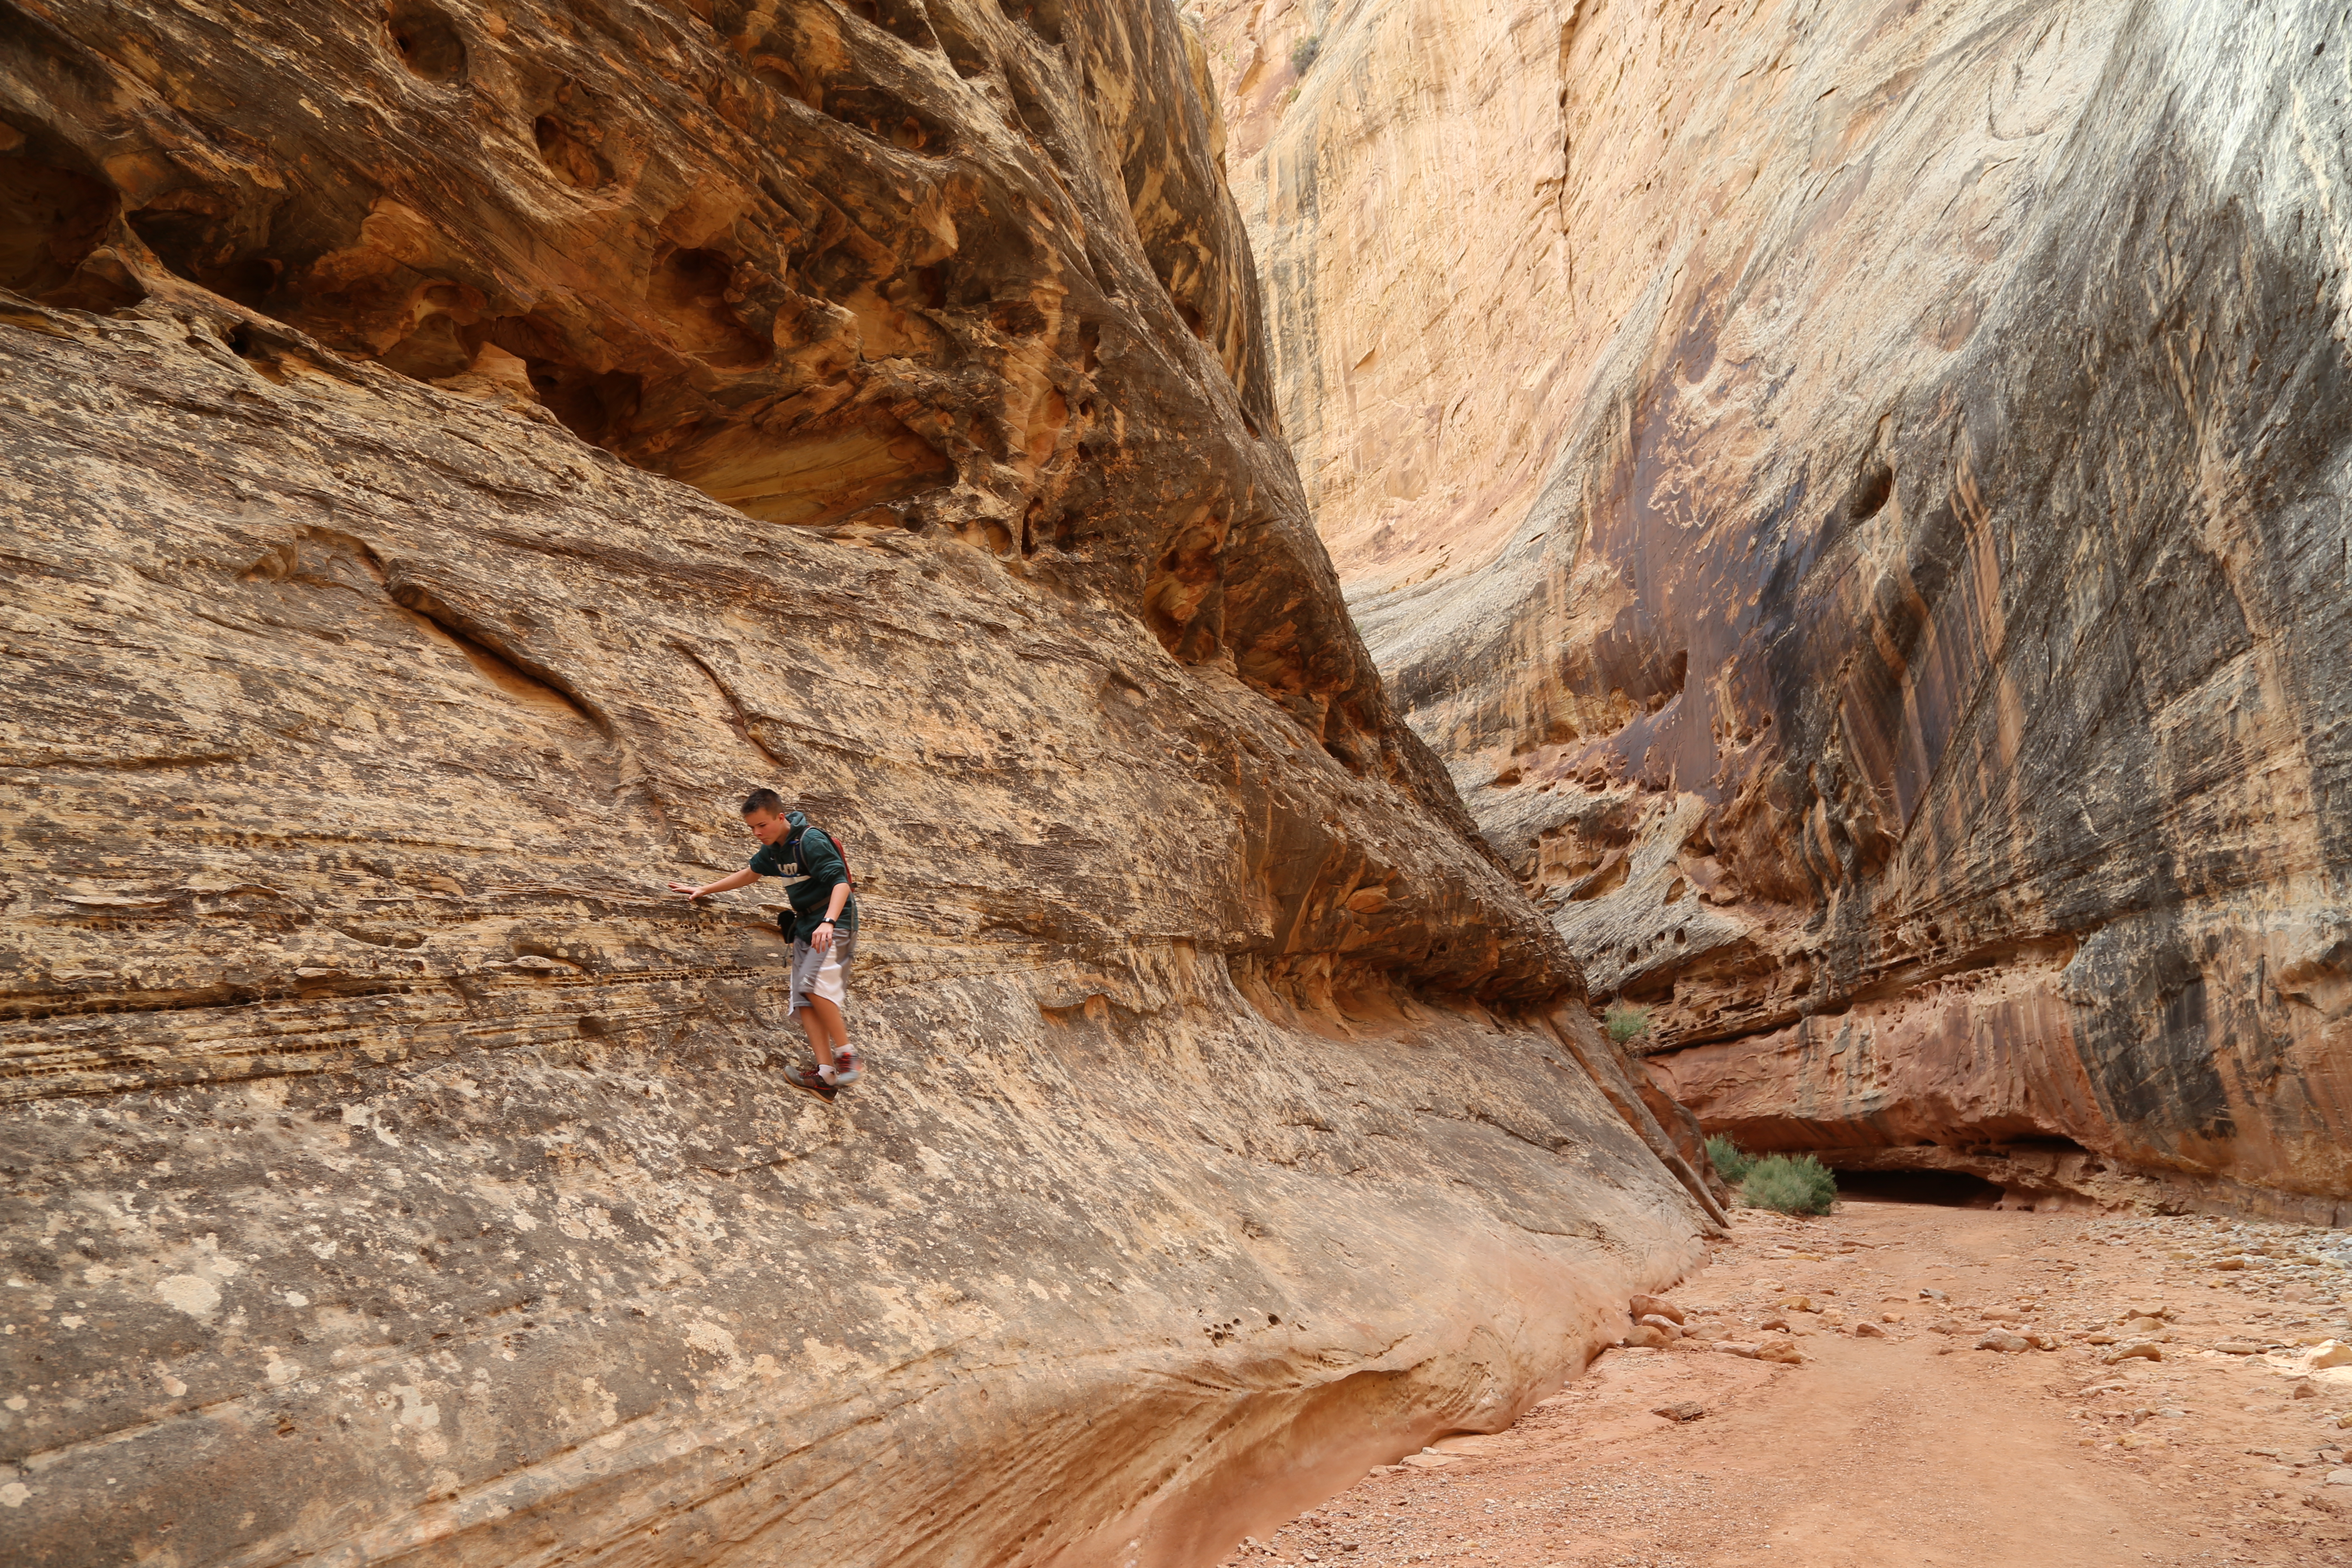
xmin=1219 ymin=1199 xmax=2352 ymax=1568
xmin=0 ymin=2 xmax=1720 ymax=1564
xmin=1200 ymin=0 xmax=2352 ymax=1219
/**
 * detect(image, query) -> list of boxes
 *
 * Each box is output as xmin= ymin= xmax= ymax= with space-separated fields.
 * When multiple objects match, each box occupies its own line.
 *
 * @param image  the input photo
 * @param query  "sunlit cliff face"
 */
xmin=1204 ymin=0 xmax=2352 ymax=1219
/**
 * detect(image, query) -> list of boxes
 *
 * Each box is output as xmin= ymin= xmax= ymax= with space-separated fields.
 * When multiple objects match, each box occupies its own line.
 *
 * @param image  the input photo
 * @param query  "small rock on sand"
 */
xmin=1629 ymin=1293 xmax=1685 ymax=1323
xmin=2105 ymin=1341 xmax=2163 ymax=1364
xmin=2309 ymin=1341 xmax=2352 ymax=1370
xmin=1651 ymin=1400 xmax=1706 ymax=1422
xmin=1978 ymin=1329 xmax=2031 ymax=1353
xmin=1854 ymin=1320 xmax=1889 ymax=1338
xmin=1752 ymin=1339 xmax=1804 ymax=1366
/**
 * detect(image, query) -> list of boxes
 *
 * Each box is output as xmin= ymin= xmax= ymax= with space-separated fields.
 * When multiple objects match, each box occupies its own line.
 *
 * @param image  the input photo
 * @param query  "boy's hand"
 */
xmin=810 ymin=922 xmax=833 ymax=952
xmin=672 ymin=868 xmax=756 ymax=903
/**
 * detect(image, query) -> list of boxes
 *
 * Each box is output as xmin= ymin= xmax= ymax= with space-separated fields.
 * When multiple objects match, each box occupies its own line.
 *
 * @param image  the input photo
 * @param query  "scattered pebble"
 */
xmin=1216 ymin=1204 xmax=2352 ymax=1568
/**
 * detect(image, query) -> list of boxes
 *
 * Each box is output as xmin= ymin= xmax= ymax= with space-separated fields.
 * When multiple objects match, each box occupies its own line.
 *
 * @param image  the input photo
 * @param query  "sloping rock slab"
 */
xmin=0 ymin=285 xmax=1705 ymax=1568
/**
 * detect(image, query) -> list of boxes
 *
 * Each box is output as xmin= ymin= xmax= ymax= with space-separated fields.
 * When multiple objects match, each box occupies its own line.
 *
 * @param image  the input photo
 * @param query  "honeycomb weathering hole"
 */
xmin=533 ymin=115 xmax=611 ymax=189
xmin=386 ymin=1 xmax=467 ymax=83
xmin=818 ymin=82 xmax=952 ymax=154
xmin=126 ymin=194 xmax=280 ymax=306
xmin=649 ymin=247 xmax=771 ymax=369
xmin=522 ymin=360 xmax=643 ymax=448
xmin=996 ymin=0 xmax=1066 ymax=46
xmin=0 ymin=152 xmax=117 ymax=297
xmin=841 ymin=0 xmax=940 ymax=51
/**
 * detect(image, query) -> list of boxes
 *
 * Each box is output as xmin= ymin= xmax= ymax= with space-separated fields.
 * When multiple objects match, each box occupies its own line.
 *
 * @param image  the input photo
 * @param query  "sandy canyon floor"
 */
xmin=1219 ymin=1200 xmax=2352 ymax=1568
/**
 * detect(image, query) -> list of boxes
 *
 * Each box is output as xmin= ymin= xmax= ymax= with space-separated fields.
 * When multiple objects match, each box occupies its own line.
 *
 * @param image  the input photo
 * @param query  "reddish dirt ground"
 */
xmin=1219 ymin=1198 xmax=2352 ymax=1568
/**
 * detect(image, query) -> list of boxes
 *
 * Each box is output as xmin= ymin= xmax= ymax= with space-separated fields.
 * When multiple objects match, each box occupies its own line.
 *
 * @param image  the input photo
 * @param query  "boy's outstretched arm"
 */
xmin=668 ymin=869 xmax=759 ymax=901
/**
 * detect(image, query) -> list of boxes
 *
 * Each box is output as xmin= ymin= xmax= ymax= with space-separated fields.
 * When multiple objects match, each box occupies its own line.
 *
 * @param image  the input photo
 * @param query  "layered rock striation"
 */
xmin=0 ymin=3 xmax=1715 ymax=1565
xmin=1203 ymin=0 xmax=2352 ymax=1219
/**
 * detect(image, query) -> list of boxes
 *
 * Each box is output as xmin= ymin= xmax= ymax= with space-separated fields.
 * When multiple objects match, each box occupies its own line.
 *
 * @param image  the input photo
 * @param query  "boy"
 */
xmin=669 ymin=790 xmax=863 ymax=1093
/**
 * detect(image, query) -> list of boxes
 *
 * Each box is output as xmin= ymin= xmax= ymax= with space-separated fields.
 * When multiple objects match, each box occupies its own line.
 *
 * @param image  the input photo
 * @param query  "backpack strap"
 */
xmin=796 ymin=825 xmax=853 ymax=886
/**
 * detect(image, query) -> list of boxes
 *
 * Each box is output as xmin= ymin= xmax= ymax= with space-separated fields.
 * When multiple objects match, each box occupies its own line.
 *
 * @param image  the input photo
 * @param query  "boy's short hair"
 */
xmin=741 ymin=787 xmax=786 ymax=817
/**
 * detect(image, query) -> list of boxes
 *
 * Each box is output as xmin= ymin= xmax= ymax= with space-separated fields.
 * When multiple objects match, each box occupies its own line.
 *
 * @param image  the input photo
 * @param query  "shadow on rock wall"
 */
xmin=1219 ymin=0 xmax=2352 ymax=1220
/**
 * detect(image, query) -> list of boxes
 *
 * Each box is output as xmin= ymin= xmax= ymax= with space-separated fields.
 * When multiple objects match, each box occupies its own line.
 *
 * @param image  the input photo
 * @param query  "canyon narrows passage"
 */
xmin=11 ymin=0 xmax=2352 ymax=1563
xmin=1204 ymin=0 xmax=2352 ymax=1222
xmin=0 ymin=2 xmax=1718 ymax=1566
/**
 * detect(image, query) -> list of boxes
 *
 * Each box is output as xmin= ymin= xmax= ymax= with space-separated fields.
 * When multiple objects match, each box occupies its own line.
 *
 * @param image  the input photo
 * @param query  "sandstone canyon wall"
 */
xmin=1201 ymin=0 xmax=2352 ymax=1221
xmin=0 ymin=3 xmax=1719 ymax=1565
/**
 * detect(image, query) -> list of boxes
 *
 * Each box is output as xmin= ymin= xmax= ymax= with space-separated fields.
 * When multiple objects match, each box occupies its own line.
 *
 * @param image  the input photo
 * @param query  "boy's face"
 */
xmin=744 ymin=807 xmax=789 ymax=846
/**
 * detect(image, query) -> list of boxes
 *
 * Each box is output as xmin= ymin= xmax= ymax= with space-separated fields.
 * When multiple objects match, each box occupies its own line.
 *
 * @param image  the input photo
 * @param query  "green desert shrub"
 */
xmin=1740 ymin=1152 xmax=1838 ymax=1216
xmin=1602 ymin=1001 xmax=1649 ymax=1044
xmin=1289 ymin=35 xmax=1320 ymax=74
xmin=1705 ymin=1134 xmax=1753 ymax=1185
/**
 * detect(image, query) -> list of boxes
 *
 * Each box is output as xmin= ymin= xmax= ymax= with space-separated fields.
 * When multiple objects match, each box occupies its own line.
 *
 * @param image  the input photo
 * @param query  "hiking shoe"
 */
xmin=780 ymin=1062 xmax=837 ymax=1100
xmin=828 ymin=1048 xmax=864 ymax=1086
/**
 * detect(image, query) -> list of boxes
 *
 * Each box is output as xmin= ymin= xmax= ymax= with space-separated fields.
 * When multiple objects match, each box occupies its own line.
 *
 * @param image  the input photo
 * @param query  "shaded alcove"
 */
xmin=1831 ymin=1167 xmax=2006 ymax=1208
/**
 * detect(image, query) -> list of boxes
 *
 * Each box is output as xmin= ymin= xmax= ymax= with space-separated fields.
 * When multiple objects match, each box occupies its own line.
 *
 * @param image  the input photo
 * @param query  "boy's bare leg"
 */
xmin=797 ymin=997 xmax=848 ymax=1068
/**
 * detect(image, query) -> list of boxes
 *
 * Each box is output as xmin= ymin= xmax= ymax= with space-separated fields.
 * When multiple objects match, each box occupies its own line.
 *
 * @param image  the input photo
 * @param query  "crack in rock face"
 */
xmin=1200 ymin=0 xmax=2352 ymax=1220
xmin=0 ymin=2 xmax=1723 ymax=1565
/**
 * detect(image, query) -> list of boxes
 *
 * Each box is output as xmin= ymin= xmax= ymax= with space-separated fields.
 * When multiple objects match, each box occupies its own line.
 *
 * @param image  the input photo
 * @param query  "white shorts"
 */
xmin=787 ymin=928 xmax=855 ymax=1012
